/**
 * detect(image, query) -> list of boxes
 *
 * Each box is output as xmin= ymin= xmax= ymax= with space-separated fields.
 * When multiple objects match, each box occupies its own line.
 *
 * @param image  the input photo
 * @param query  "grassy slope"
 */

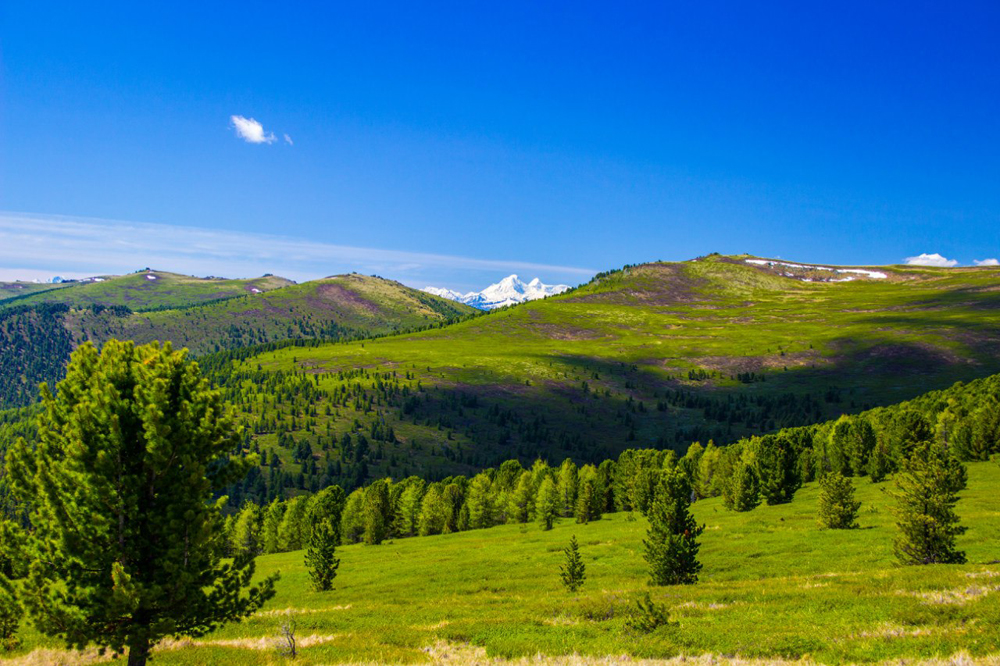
xmin=0 ymin=270 xmax=295 ymax=311
xmin=7 ymin=462 xmax=999 ymax=664
xmin=0 ymin=281 xmax=74 ymax=303
xmin=96 ymin=273 xmax=478 ymax=354
xmin=226 ymin=255 xmax=1000 ymax=478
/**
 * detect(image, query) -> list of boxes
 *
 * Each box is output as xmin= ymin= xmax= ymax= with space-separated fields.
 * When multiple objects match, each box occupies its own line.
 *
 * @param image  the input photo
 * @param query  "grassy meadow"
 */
xmin=5 ymin=462 xmax=998 ymax=665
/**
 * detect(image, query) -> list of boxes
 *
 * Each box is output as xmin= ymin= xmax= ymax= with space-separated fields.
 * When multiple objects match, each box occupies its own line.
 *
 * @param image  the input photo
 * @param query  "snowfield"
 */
xmin=423 ymin=275 xmax=570 ymax=310
xmin=746 ymin=259 xmax=887 ymax=280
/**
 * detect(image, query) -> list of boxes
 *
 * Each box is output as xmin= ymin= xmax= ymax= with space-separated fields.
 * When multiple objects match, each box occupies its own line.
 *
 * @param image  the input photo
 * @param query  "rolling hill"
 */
xmin=0 ymin=272 xmax=478 ymax=409
xmin=0 ymin=270 xmax=294 ymax=311
xmin=206 ymin=254 xmax=1000 ymax=490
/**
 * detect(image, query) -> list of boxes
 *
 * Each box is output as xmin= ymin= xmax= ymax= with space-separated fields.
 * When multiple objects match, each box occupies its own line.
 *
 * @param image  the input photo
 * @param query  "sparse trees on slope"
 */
xmin=892 ymin=441 xmax=968 ymax=565
xmin=560 ymin=535 xmax=586 ymax=592
xmin=2 ymin=341 xmax=276 ymax=666
xmin=644 ymin=467 xmax=704 ymax=586
xmin=817 ymin=472 xmax=861 ymax=529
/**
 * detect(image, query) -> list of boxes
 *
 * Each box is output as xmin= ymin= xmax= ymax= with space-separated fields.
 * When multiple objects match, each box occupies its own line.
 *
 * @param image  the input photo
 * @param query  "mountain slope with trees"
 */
xmin=202 ymin=254 xmax=1000 ymax=492
xmin=0 ymin=273 xmax=478 ymax=409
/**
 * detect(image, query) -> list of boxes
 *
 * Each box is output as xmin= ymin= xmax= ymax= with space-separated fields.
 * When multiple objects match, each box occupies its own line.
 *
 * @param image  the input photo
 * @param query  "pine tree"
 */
xmin=363 ymin=480 xmax=391 ymax=545
xmin=866 ymin=435 xmax=893 ymax=483
xmin=560 ymin=535 xmax=586 ymax=592
xmin=644 ymin=467 xmax=705 ymax=586
xmin=891 ymin=441 xmax=968 ymax=565
xmin=507 ymin=472 xmax=536 ymax=524
xmin=723 ymin=457 xmax=760 ymax=512
xmin=754 ymin=435 xmax=800 ymax=505
xmin=817 ymin=472 xmax=861 ymax=529
xmin=575 ymin=465 xmax=603 ymax=524
xmin=305 ymin=522 xmax=340 ymax=592
xmin=2 ymin=341 xmax=276 ymax=666
xmin=536 ymin=477 xmax=560 ymax=530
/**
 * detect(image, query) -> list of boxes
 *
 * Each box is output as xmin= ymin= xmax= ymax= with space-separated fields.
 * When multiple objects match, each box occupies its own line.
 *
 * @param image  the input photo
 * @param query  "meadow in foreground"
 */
xmin=6 ymin=462 xmax=998 ymax=665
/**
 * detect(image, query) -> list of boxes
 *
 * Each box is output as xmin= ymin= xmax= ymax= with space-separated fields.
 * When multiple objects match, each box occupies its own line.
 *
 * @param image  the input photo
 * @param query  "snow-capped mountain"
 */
xmin=422 ymin=275 xmax=570 ymax=310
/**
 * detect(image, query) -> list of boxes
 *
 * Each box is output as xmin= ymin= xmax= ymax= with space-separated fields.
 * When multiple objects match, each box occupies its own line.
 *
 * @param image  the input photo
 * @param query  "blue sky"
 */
xmin=1 ymin=2 xmax=998 ymax=290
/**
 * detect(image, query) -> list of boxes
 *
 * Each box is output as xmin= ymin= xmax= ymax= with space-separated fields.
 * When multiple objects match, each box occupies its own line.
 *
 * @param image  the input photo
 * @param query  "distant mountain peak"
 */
xmin=422 ymin=274 xmax=570 ymax=310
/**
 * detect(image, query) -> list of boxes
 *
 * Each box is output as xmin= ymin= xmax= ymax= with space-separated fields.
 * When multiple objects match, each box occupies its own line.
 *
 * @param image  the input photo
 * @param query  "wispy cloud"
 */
xmin=904 ymin=252 xmax=958 ymax=267
xmin=974 ymin=258 xmax=999 ymax=266
xmin=230 ymin=115 xmax=276 ymax=144
xmin=283 ymin=133 xmax=294 ymax=146
xmin=0 ymin=212 xmax=596 ymax=286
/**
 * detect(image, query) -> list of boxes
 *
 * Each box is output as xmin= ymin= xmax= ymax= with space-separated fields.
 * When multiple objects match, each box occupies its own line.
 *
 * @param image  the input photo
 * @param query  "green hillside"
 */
xmin=0 ymin=274 xmax=477 ymax=409
xmin=0 ymin=270 xmax=294 ymax=311
xmin=0 ymin=281 xmax=74 ymax=303
xmin=6 ymin=462 xmax=998 ymax=664
xmin=210 ymin=255 xmax=1000 ymax=489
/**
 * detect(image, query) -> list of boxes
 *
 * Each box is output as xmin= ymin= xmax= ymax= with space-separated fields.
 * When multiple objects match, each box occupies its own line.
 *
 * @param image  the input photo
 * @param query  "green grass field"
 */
xmin=6 ymin=462 xmax=998 ymax=665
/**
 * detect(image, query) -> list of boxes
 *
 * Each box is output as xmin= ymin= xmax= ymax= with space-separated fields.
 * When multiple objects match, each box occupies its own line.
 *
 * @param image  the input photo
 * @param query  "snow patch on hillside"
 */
xmin=746 ymin=259 xmax=887 ymax=281
xmin=422 ymin=275 xmax=570 ymax=310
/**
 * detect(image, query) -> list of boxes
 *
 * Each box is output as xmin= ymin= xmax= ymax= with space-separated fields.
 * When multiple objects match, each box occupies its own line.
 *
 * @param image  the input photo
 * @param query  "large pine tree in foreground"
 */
xmin=644 ymin=467 xmax=705 ymax=586
xmin=1 ymin=341 xmax=277 ymax=666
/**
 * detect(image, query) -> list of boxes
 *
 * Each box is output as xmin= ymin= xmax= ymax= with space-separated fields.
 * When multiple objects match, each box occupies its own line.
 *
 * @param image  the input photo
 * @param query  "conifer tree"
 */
xmin=556 ymin=459 xmax=579 ymax=517
xmin=507 ymin=471 xmax=535 ymax=524
xmin=2 ymin=341 xmax=276 ymax=666
xmin=754 ymin=435 xmax=800 ymax=505
xmin=723 ymin=457 xmax=761 ymax=512
xmin=536 ymin=477 xmax=560 ymax=530
xmin=417 ymin=486 xmax=448 ymax=536
xmin=817 ymin=472 xmax=861 ymax=529
xmin=891 ymin=441 xmax=968 ymax=565
xmin=644 ymin=467 xmax=705 ymax=586
xmin=363 ymin=480 xmax=391 ymax=545
xmin=575 ymin=464 xmax=603 ymax=524
xmin=305 ymin=522 xmax=339 ymax=592
xmin=560 ymin=535 xmax=586 ymax=592
xmin=866 ymin=435 xmax=893 ymax=483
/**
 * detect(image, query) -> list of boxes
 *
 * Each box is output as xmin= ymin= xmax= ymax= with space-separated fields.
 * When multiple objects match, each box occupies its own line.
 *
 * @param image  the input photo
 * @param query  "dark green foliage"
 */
xmin=867 ymin=436 xmax=893 ymax=483
xmin=817 ymin=472 xmax=861 ymax=529
xmin=363 ymin=480 xmax=391 ymax=545
xmin=754 ymin=434 xmax=801 ymax=505
xmin=625 ymin=592 xmax=673 ymax=635
xmin=2 ymin=340 xmax=277 ymax=666
xmin=305 ymin=522 xmax=340 ymax=592
xmin=644 ymin=468 xmax=704 ymax=586
xmin=0 ymin=304 xmax=74 ymax=409
xmin=891 ymin=441 xmax=968 ymax=565
xmin=0 ymin=577 xmax=20 ymax=651
xmin=723 ymin=457 xmax=761 ymax=512
xmin=560 ymin=535 xmax=586 ymax=592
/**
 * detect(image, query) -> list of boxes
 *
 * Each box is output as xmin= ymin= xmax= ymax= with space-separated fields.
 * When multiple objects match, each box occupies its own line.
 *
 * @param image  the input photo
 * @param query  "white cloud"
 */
xmin=230 ymin=115 xmax=276 ymax=144
xmin=904 ymin=253 xmax=958 ymax=267
xmin=283 ymin=133 xmax=293 ymax=146
xmin=974 ymin=258 xmax=999 ymax=266
xmin=0 ymin=212 xmax=596 ymax=285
